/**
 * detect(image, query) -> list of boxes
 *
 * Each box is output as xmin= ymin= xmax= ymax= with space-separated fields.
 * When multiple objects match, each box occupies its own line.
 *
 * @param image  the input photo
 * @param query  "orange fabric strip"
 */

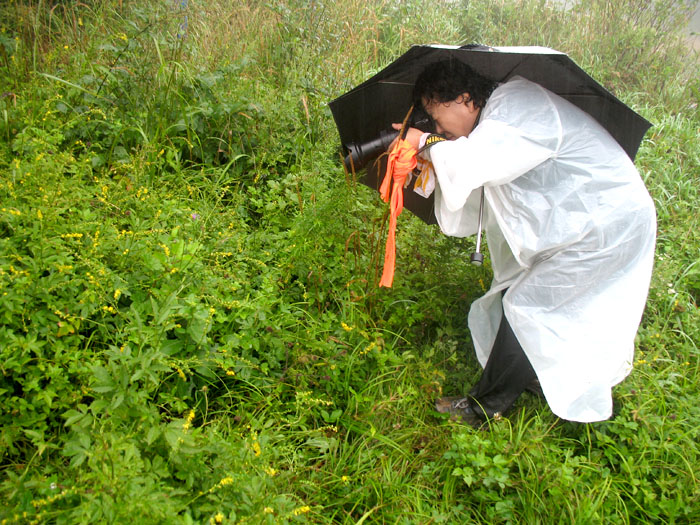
xmin=378 ymin=139 xmax=417 ymax=287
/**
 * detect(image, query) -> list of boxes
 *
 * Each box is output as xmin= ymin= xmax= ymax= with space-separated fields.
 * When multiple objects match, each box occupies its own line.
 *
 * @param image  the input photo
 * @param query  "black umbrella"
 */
xmin=329 ymin=44 xmax=652 ymax=224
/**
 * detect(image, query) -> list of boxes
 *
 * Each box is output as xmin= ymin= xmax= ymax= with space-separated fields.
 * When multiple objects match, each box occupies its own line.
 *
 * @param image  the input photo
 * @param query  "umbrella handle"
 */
xmin=470 ymin=187 xmax=485 ymax=266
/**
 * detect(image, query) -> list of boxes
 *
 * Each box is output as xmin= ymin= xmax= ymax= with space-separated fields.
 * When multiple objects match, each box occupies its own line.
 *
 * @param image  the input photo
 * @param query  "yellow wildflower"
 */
xmin=293 ymin=506 xmax=311 ymax=516
xmin=182 ymin=409 xmax=195 ymax=431
xmin=341 ymin=322 xmax=353 ymax=331
xmin=114 ymin=289 xmax=122 ymax=300
xmin=363 ymin=342 xmax=377 ymax=355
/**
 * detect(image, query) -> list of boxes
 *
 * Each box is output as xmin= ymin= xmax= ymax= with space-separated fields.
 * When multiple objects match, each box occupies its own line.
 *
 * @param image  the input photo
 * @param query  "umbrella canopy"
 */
xmin=329 ymin=44 xmax=652 ymax=224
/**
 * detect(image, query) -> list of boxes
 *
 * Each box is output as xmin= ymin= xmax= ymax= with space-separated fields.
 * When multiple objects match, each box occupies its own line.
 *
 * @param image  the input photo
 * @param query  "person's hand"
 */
xmin=391 ymin=123 xmax=423 ymax=151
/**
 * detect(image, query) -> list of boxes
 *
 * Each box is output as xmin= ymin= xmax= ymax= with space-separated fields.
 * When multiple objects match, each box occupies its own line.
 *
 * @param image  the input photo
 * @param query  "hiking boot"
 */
xmin=434 ymin=396 xmax=486 ymax=429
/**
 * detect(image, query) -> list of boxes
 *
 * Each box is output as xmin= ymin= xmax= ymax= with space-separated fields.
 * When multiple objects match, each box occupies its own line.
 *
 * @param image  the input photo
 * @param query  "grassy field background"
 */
xmin=1 ymin=0 xmax=699 ymax=523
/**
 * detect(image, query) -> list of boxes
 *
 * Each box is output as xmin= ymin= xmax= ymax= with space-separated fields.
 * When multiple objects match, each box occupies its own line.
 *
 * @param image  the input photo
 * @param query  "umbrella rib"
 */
xmin=376 ymin=81 xmax=415 ymax=86
xmin=498 ymin=56 xmax=530 ymax=83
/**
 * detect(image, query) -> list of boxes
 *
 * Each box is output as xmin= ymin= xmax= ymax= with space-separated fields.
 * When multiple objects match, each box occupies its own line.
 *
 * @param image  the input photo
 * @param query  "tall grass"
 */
xmin=1 ymin=0 xmax=698 ymax=523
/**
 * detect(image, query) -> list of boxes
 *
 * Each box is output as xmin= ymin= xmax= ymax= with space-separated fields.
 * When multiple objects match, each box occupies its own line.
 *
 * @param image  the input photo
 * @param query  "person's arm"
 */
xmin=426 ymin=119 xmax=557 ymax=212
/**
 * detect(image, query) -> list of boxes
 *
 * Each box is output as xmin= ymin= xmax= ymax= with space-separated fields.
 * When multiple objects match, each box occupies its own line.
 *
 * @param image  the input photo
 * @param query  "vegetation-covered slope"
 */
xmin=1 ymin=1 xmax=698 ymax=523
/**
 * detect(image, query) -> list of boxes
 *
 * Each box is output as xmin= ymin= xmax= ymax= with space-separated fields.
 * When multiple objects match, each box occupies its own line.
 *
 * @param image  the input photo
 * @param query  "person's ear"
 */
xmin=459 ymin=92 xmax=478 ymax=112
xmin=459 ymin=92 xmax=475 ymax=108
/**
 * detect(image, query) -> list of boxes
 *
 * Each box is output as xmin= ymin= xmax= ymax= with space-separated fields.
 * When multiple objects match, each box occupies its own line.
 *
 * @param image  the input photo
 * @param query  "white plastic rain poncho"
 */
xmin=420 ymin=77 xmax=656 ymax=422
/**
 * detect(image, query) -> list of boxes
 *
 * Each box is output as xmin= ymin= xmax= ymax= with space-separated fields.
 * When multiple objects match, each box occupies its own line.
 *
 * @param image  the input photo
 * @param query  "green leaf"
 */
xmin=146 ymin=425 xmax=161 ymax=445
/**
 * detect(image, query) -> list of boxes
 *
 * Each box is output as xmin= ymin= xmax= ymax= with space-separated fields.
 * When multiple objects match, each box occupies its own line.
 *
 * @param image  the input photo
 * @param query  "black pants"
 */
xmin=468 ymin=304 xmax=538 ymax=418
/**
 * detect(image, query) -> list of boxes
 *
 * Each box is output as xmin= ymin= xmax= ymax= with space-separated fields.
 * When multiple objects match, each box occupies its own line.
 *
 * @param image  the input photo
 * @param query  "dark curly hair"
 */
xmin=413 ymin=59 xmax=496 ymax=110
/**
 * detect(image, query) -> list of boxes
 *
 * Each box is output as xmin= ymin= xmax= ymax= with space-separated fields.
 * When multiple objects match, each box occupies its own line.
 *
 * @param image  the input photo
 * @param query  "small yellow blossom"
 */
xmin=341 ymin=475 xmax=350 ymax=484
xmin=183 ymin=410 xmax=194 ymax=432
xmin=293 ymin=506 xmax=311 ymax=516
xmin=37 ymin=209 xmax=42 ymax=220
xmin=211 ymin=512 xmax=224 ymax=524
xmin=341 ymin=322 xmax=353 ymax=331
xmin=263 ymin=507 xmax=274 ymax=514
xmin=252 ymin=440 xmax=261 ymax=457
xmin=226 ymin=370 xmax=235 ymax=376
xmin=264 ymin=467 xmax=277 ymax=476
xmin=114 ymin=289 xmax=122 ymax=300
xmin=218 ymin=477 xmax=234 ymax=486
xmin=360 ymin=341 xmax=377 ymax=355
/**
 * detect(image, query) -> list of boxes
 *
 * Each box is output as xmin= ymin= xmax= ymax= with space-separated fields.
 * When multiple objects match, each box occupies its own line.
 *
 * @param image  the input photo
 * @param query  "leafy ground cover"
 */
xmin=1 ymin=0 xmax=698 ymax=523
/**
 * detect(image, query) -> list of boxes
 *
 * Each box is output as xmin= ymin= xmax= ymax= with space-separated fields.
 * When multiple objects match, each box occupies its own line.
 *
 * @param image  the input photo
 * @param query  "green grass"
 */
xmin=1 ymin=0 xmax=699 ymax=523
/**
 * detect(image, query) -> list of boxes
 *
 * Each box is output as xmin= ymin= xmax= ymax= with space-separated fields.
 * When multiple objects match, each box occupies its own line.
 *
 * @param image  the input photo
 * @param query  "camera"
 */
xmin=342 ymin=113 xmax=433 ymax=172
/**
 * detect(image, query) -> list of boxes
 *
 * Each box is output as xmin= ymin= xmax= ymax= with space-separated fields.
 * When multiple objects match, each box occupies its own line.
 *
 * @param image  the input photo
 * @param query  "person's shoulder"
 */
xmin=493 ymin=76 xmax=547 ymax=98
xmin=481 ymin=76 xmax=561 ymax=142
xmin=485 ymin=76 xmax=552 ymax=118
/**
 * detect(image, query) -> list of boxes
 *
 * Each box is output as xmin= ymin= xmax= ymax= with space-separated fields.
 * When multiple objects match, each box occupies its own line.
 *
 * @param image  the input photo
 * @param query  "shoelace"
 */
xmin=453 ymin=398 xmax=471 ymax=410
